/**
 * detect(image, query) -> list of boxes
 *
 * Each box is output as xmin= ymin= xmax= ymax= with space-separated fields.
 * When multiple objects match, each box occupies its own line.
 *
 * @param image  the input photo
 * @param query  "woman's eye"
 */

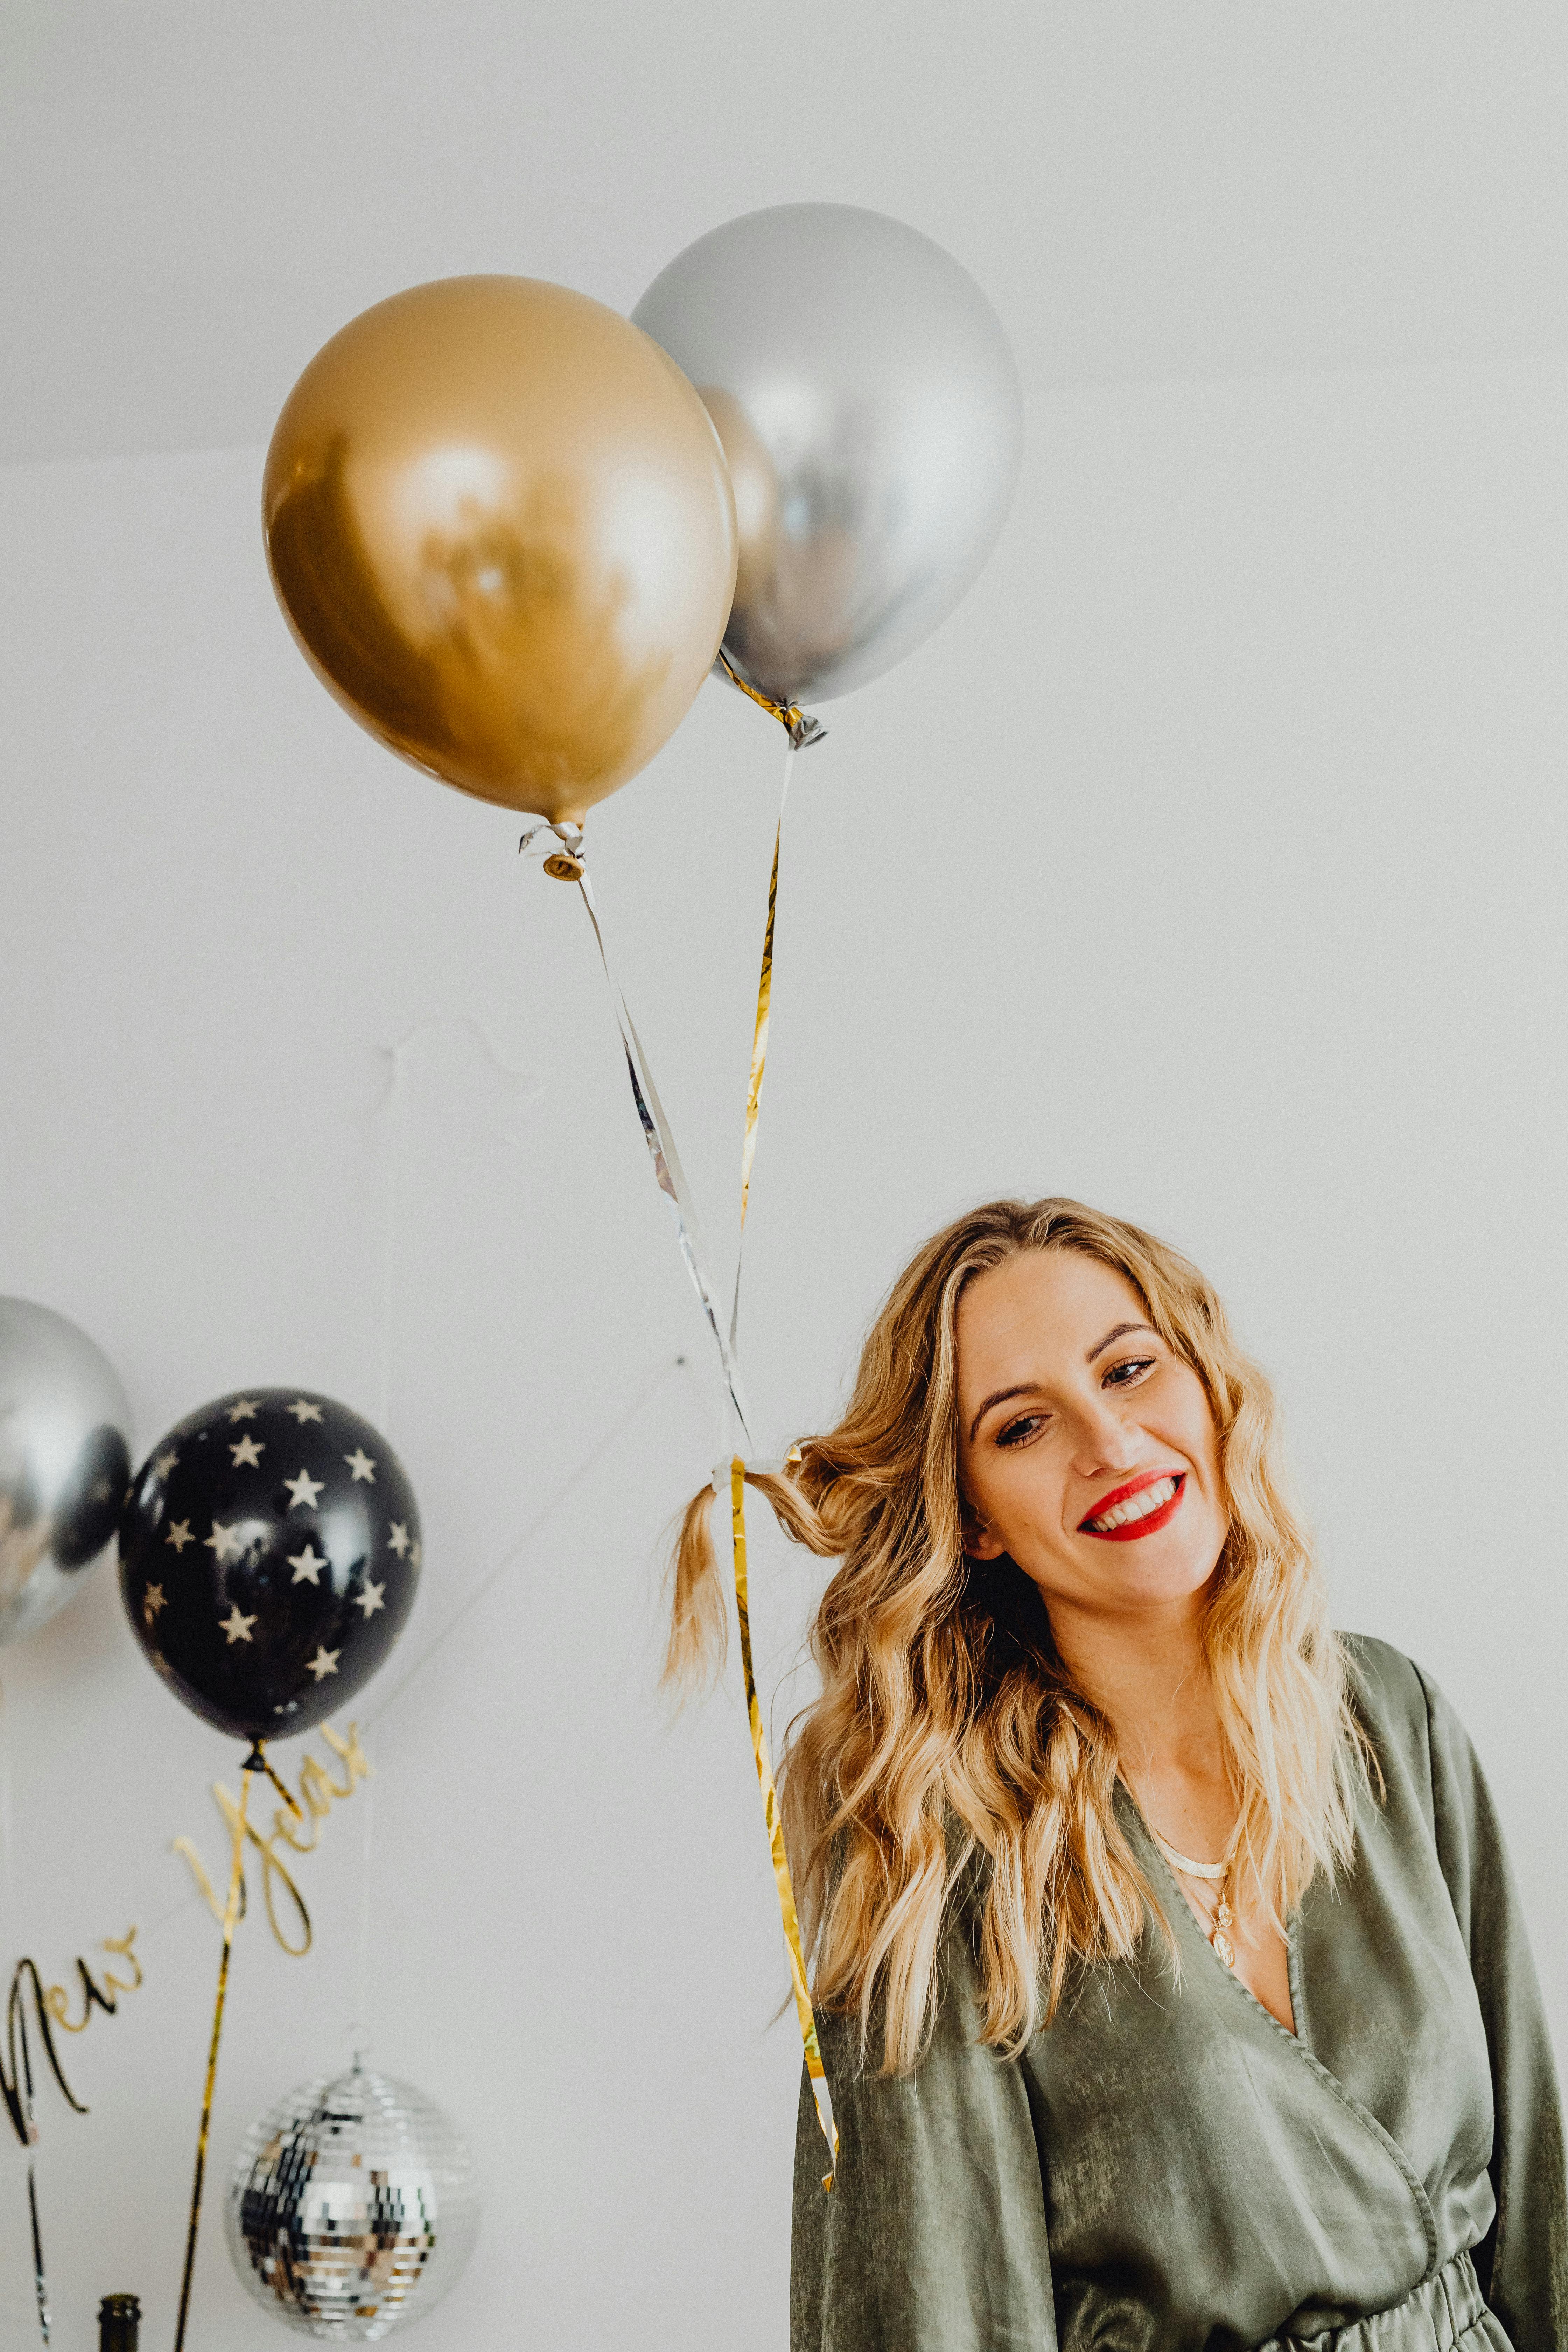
xmin=1103 ymin=1356 xmax=1156 ymax=1390
xmin=996 ymin=1414 xmax=1046 ymax=1448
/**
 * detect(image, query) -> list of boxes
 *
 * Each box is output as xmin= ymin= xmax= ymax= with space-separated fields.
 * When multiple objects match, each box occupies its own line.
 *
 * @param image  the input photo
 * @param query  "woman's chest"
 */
xmin=1018 ymin=1802 xmax=1498 ymax=2337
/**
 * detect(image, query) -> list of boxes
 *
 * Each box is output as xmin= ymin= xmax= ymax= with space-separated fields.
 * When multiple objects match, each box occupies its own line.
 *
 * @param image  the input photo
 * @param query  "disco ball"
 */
xmin=225 ymin=2064 xmax=480 ymax=2339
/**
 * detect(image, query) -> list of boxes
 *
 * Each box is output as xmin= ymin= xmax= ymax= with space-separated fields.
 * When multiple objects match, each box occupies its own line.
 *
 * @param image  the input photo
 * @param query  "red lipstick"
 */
xmin=1078 ymin=1470 xmax=1186 ymax=1543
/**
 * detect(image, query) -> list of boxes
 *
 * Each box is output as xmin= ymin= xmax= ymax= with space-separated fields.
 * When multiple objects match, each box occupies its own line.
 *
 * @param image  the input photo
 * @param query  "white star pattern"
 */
xmin=227 ymin=1398 xmax=261 ymax=1423
xmin=286 ymin=1398 xmax=324 ymax=1423
xmin=288 ymin=1542 xmax=327 ymax=1586
xmin=204 ymin=1520 xmax=246 ymax=1564
xmin=387 ymin=1522 xmax=411 ymax=1559
xmin=166 ymin=1519 xmax=194 ymax=1552
xmin=284 ymin=1469 xmax=325 ymax=1510
xmin=306 ymin=1645 xmax=340 ymax=1681
xmin=153 ymin=1449 xmax=179 ymax=1480
xmin=355 ymin=1579 xmax=386 ymax=1618
xmin=143 ymin=1583 xmax=167 ymax=1622
xmin=344 ymin=1448 xmax=377 ymax=1484
xmin=230 ymin=1435 xmax=264 ymax=1468
xmin=221 ymin=1603 xmax=257 ymax=1644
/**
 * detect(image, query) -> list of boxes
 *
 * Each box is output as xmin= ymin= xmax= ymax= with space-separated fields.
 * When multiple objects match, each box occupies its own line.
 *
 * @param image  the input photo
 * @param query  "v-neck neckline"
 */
xmin=1125 ymin=1788 xmax=1303 ymax=2042
xmin=1112 ymin=1785 xmax=1443 ymax=2283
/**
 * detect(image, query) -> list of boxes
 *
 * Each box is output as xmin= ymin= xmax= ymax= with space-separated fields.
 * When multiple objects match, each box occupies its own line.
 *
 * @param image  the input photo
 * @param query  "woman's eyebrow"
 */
xmin=967 ymin=1384 xmax=1035 ymax=1443
xmin=1086 ymin=1321 xmax=1157 ymax=1363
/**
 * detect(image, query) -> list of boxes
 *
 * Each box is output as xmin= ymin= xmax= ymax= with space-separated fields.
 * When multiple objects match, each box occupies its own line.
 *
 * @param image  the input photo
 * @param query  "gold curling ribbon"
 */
xmin=730 ymin=1460 xmax=838 ymax=2189
xmin=730 ymin=720 xmax=805 ymax=1348
xmin=739 ymin=811 xmax=779 ymax=1232
xmin=730 ymin=749 xmax=790 ymax=1363
xmin=173 ymin=1745 xmax=260 ymax=2352
xmin=726 ymin=712 xmax=834 ymax=2180
xmin=715 ymin=649 xmax=826 ymax=752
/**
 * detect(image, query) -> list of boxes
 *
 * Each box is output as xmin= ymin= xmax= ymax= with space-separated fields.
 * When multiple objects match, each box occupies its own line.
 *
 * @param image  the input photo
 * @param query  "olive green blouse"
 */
xmin=791 ymin=1638 xmax=1567 ymax=2351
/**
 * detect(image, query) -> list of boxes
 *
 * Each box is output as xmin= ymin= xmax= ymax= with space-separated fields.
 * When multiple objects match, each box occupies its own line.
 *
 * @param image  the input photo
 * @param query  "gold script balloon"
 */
xmin=264 ymin=276 xmax=738 ymax=825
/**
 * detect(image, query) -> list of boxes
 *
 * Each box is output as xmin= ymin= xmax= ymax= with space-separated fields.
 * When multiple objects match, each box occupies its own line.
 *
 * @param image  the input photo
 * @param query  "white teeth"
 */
xmin=1088 ymin=1476 xmax=1178 ymax=1533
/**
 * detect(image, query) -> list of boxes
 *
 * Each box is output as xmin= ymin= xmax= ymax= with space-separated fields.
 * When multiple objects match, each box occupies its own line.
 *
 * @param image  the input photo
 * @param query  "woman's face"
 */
xmin=955 ymin=1249 xmax=1228 ymax=1624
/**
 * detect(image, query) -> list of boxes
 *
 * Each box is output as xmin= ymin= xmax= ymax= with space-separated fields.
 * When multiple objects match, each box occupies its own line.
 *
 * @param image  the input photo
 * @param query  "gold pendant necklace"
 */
xmin=1151 ymin=1830 xmax=1237 ymax=1969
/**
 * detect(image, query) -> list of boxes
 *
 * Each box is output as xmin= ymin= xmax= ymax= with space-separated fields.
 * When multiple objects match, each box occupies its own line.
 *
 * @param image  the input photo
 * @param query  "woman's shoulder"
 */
xmin=1337 ymin=1630 xmax=1469 ymax=1815
xmin=1337 ymin=1628 xmax=1430 ymax=1726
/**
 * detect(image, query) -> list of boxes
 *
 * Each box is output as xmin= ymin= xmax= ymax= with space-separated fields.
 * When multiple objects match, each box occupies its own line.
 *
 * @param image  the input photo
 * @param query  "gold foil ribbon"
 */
xmin=173 ymin=1744 xmax=260 ymax=2352
xmin=715 ymin=649 xmax=826 ymax=752
xmin=726 ymin=743 xmax=838 ymax=2179
xmin=524 ymin=687 xmax=837 ymax=2181
xmin=741 ymin=803 xmax=781 ymax=1231
xmin=729 ymin=1460 xmax=838 ymax=2188
xmin=729 ymin=744 xmax=792 ymax=1348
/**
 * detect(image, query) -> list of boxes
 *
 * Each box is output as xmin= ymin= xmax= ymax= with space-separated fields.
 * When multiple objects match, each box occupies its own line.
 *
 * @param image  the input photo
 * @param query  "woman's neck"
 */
xmin=1047 ymin=1591 xmax=1222 ymax=1780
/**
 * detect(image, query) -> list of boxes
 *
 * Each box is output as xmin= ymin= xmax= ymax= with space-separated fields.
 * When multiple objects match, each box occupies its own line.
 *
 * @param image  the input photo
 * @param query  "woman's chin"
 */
xmin=1030 ymin=1534 xmax=1223 ymax=1620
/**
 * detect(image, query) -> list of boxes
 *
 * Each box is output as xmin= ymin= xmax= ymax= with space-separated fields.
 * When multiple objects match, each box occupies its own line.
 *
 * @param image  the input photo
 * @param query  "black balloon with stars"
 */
xmin=118 ymin=1390 xmax=420 ymax=1744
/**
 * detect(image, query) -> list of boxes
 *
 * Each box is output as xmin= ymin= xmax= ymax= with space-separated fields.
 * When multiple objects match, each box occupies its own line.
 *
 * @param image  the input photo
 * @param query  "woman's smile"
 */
xmin=1079 ymin=1470 xmax=1186 ymax=1540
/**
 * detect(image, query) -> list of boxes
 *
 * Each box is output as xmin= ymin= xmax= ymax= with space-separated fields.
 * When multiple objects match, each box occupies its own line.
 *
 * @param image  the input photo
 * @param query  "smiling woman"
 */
xmin=667 ymin=1197 xmax=1567 ymax=2352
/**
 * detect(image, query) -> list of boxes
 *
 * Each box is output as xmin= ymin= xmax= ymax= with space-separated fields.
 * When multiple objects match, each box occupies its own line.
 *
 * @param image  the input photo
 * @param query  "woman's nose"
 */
xmin=1069 ymin=1394 xmax=1143 ymax=1474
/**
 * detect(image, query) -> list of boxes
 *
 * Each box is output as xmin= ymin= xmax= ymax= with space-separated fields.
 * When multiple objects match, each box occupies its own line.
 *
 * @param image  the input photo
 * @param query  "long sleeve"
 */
xmin=1418 ymin=1664 xmax=1568 ymax=2348
xmin=790 ymin=1915 xmax=1056 ymax=2352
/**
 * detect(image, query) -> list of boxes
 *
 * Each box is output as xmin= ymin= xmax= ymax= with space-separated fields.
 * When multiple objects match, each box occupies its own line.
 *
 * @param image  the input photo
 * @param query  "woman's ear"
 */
xmin=960 ymin=1490 xmax=1006 ymax=1561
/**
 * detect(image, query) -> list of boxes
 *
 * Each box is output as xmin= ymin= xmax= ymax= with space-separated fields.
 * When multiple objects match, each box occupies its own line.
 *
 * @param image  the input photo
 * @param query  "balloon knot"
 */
xmin=715 ymin=649 xmax=827 ymax=749
xmin=521 ymin=821 xmax=586 ymax=880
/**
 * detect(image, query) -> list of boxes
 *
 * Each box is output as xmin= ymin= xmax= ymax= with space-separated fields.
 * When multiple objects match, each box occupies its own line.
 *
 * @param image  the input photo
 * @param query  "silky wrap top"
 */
xmin=791 ymin=1638 xmax=1568 ymax=2350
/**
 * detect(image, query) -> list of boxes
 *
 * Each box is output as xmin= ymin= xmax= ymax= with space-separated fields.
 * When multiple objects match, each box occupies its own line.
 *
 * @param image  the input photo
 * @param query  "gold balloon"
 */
xmin=264 ymin=276 xmax=738 ymax=825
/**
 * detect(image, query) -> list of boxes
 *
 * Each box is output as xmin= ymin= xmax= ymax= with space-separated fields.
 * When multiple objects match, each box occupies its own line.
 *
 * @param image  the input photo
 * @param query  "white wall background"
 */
xmin=2 ymin=5 xmax=1566 ymax=2346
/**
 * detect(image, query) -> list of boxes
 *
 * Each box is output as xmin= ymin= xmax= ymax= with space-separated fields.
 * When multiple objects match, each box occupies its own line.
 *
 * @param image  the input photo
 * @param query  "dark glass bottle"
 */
xmin=98 ymin=2295 xmax=140 ymax=2351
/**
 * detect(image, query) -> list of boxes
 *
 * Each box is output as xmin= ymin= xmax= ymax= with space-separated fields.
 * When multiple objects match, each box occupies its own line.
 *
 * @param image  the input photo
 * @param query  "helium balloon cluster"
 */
xmin=265 ymin=204 xmax=1021 ymax=825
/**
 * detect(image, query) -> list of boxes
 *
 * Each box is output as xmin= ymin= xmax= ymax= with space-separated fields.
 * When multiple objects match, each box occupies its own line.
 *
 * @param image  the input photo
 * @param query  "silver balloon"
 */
xmin=633 ymin=203 xmax=1022 ymax=710
xmin=0 ymin=1298 xmax=132 ymax=1645
xmin=226 ymin=2065 xmax=479 ymax=2340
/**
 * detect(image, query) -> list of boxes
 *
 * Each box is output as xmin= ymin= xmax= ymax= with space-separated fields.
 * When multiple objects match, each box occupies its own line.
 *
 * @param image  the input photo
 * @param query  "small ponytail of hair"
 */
xmin=663 ymin=1455 xmax=845 ymax=1693
xmin=664 ymin=1479 xmax=728 ymax=1691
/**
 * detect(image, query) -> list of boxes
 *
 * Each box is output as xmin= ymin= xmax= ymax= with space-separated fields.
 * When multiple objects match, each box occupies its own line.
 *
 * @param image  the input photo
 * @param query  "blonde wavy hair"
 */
xmin=668 ymin=1197 xmax=1371 ymax=2077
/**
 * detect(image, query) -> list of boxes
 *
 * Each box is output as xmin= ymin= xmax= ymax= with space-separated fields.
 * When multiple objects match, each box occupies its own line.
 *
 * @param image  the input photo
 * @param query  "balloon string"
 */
xmin=11 ymin=1979 xmax=51 ymax=2344
xmin=356 ymin=1038 xmax=406 ymax=2063
xmin=27 ymin=2158 xmax=49 ymax=2345
xmin=727 ymin=1460 xmax=837 ymax=2189
xmin=173 ymin=1746 xmax=259 ymax=2352
xmin=571 ymin=864 xmax=754 ymax=1447
xmin=530 ymin=783 xmax=840 ymax=2178
xmin=730 ymin=739 xmax=793 ymax=1353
